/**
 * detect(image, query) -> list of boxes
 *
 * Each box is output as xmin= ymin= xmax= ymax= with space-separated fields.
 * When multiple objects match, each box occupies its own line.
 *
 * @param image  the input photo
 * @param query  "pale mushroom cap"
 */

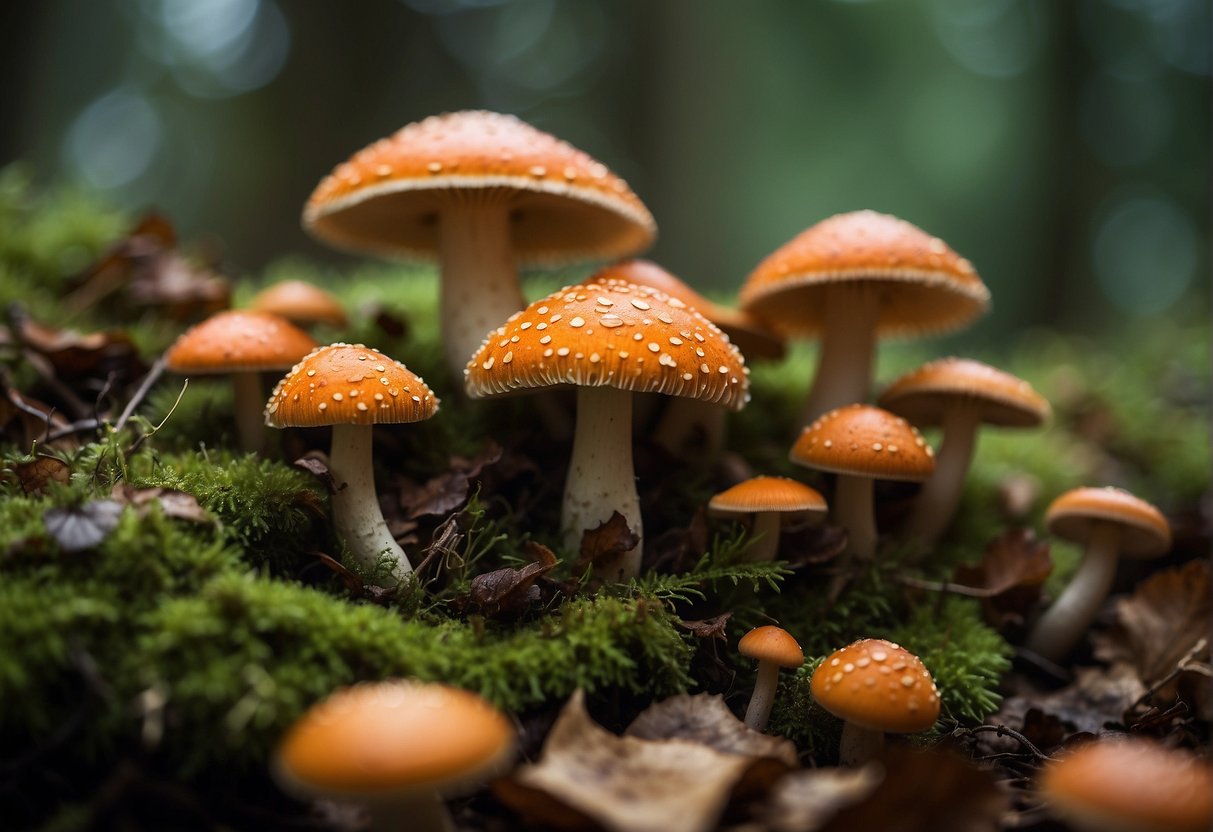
xmin=738 ymin=625 xmax=805 ymax=668
xmin=165 ymin=310 xmax=319 ymax=374
xmin=273 ymin=679 xmax=515 ymax=800
xmin=592 ymin=259 xmax=785 ymax=361
xmin=790 ymin=404 xmax=935 ymax=482
xmin=878 ymin=357 xmax=1050 ymax=428
xmin=249 ymin=280 xmax=349 ymax=328
xmin=1039 ymin=738 xmax=1213 ymax=832
xmin=304 ymin=110 xmax=655 ymax=265
xmin=809 ymin=638 xmax=941 ymax=733
xmin=464 ymin=278 xmax=750 ymax=410
xmin=709 ymin=476 xmax=827 ymax=516
xmin=739 ymin=210 xmax=990 ymax=339
xmin=1045 ymin=487 xmax=1171 ymax=558
xmin=265 ymin=343 xmax=438 ymax=428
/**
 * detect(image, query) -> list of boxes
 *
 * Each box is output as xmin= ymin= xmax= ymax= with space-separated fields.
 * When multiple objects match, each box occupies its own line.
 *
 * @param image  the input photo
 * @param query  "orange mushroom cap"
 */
xmin=1045 ymin=487 xmax=1171 ymax=558
xmin=709 ymin=476 xmax=826 ymax=517
xmin=738 ymin=625 xmax=805 ymax=668
xmin=879 ymin=357 xmax=1050 ymax=428
xmin=1039 ymin=738 xmax=1213 ymax=832
xmin=790 ymin=404 xmax=935 ymax=482
xmin=464 ymin=278 xmax=749 ymax=410
xmin=274 ymin=680 xmax=515 ymax=799
xmin=165 ymin=310 xmax=318 ymax=374
xmin=810 ymin=638 xmax=940 ymax=733
xmin=739 ymin=210 xmax=990 ymax=339
xmin=249 ymin=280 xmax=348 ymax=328
xmin=304 ymin=110 xmax=655 ymax=265
xmin=265 ymin=343 xmax=438 ymax=428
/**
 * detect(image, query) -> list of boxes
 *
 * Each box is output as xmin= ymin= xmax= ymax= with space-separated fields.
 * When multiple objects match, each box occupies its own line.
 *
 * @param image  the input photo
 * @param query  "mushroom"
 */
xmin=1025 ymin=487 xmax=1170 ymax=663
xmin=248 ymin=279 xmax=349 ymax=330
xmin=1037 ymin=737 xmax=1213 ymax=832
xmin=738 ymin=625 xmax=804 ymax=731
xmin=165 ymin=309 xmax=318 ymax=454
xmin=739 ymin=210 xmax=990 ymax=424
xmin=465 ymin=277 xmax=749 ymax=581
xmin=878 ymin=357 xmax=1050 ymax=548
xmin=789 ymin=405 xmax=934 ymax=574
xmin=591 ymin=259 xmax=783 ymax=459
xmin=708 ymin=476 xmax=826 ymax=562
xmin=303 ymin=111 xmax=656 ymax=381
xmin=265 ymin=343 xmax=438 ymax=585
xmin=809 ymin=638 xmax=940 ymax=766
xmin=273 ymin=679 xmax=516 ymax=832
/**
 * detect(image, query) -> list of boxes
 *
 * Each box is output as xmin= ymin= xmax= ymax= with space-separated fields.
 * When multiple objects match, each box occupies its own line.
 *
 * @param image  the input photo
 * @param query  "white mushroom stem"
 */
xmin=834 ymin=475 xmax=877 ymax=562
xmin=562 ymin=385 xmax=642 ymax=581
xmin=365 ymin=792 xmax=452 ymax=832
xmin=839 ymin=720 xmax=885 ymax=767
xmin=902 ymin=407 xmax=981 ymax=547
xmin=744 ymin=512 xmax=782 ymax=562
xmin=438 ymin=203 xmax=527 ymax=382
xmin=802 ymin=286 xmax=881 ymax=424
xmin=329 ymin=423 xmax=412 ymax=585
xmin=743 ymin=659 xmax=782 ymax=731
xmin=231 ymin=371 xmax=268 ymax=455
xmin=651 ymin=397 xmax=727 ymax=460
xmin=1025 ymin=521 xmax=1122 ymax=663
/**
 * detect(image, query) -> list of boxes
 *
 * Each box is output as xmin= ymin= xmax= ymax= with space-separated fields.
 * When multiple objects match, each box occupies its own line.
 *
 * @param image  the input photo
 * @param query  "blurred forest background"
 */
xmin=0 ymin=0 xmax=1208 ymax=342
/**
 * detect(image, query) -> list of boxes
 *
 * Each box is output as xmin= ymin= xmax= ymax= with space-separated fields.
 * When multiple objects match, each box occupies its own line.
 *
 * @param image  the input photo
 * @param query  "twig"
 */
xmin=115 ymin=355 xmax=167 ymax=432
xmin=953 ymin=723 xmax=1048 ymax=761
xmin=898 ymin=574 xmax=998 ymax=598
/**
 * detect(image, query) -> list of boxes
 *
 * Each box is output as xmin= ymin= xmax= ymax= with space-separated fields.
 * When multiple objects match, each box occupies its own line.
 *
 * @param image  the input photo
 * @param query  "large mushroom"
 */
xmin=878 ymin=357 xmax=1050 ymax=548
xmin=591 ymin=259 xmax=783 ymax=459
xmin=165 ymin=309 xmax=317 ymax=454
xmin=303 ymin=111 xmax=656 ymax=381
xmin=1025 ymin=487 xmax=1170 ymax=663
xmin=465 ymin=277 xmax=749 ymax=581
xmin=789 ymin=405 xmax=935 ymax=566
xmin=739 ymin=210 xmax=990 ymax=424
xmin=273 ymin=679 xmax=516 ymax=832
xmin=265 ymin=343 xmax=438 ymax=585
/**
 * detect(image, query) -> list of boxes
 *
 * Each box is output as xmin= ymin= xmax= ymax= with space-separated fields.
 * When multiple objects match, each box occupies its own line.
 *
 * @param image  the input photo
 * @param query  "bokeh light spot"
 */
xmin=1092 ymin=194 xmax=1197 ymax=316
xmin=64 ymin=89 xmax=163 ymax=190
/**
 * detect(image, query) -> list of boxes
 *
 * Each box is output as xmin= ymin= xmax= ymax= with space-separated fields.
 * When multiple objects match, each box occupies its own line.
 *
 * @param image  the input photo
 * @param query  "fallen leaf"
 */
xmin=110 ymin=484 xmax=212 ymax=524
xmin=952 ymin=528 xmax=1052 ymax=633
xmin=292 ymin=454 xmax=343 ymax=495
xmin=16 ymin=318 xmax=145 ymax=381
xmin=495 ymin=690 xmax=787 ymax=832
xmin=458 ymin=558 xmax=557 ymax=618
xmin=10 ymin=454 xmax=71 ymax=495
xmin=44 ymin=500 xmax=125 ymax=553
xmin=994 ymin=664 xmax=1146 ymax=738
xmin=0 ymin=385 xmax=77 ymax=450
xmin=576 ymin=512 xmax=640 ymax=577
xmin=1093 ymin=560 xmax=1211 ymax=685
xmin=624 ymin=693 xmax=798 ymax=767
xmin=398 ymin=443 xmax=504 ymax=519
xmin=758 ymin=765 xmax=883 ymax=832
xmin=678 ymin=612 xmax=733 ymax=641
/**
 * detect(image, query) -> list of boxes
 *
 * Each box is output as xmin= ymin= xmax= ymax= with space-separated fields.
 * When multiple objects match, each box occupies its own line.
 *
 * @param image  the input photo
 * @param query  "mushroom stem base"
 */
xmin=368 ymin=792 xmax=453 ymax=832
xmin=330 ymin=423 xmax=412 ymax=585
xmin=1025 ymin=522 xmax=1121 ymax=663
xmin=562 ymin=386 xmax=641 ymax=581
xmin=839 ymin=721 xmax=885 ymax=767
xmin=231 ymin=371 xmax=267 ymax=455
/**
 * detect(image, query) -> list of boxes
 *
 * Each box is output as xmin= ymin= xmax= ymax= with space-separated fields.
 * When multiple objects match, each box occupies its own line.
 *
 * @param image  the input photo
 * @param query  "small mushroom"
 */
xmin=165 ymin=310 xmax=318 ymax=454
xmin=738 ymin=625 xmax=804 ymax=731
xmin=708 ymin=476 xmax=826 ymax=562
xmin=1038 ymin=737 xmax=1213 ymax=832
xmin=265 ymin=343 xmax=438 ymax=585
xmin=304 ymin=111 xmax=656 ymax=381
xmin=789 ymin=405 xmax=934 ymax=570
xmin=248 ymin=279 xmax=348 ymax=330
xmin=878 ymin=357 xmax=1050 ymax=548
xmin=465 ymin=277 xmax=749 ymax=581
xmin=809 ymin=638 xmax=940 ymax=766
xmin=273 ymin=679 xmax=516 ymax=832
xmin=1025 ymin=487 xmax=1170 ymax=663
xmin=739 ymin=210 xmax=990 ymax=424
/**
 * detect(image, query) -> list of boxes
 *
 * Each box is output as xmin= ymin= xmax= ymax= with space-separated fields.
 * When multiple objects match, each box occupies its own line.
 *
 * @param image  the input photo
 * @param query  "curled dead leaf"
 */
xmin=678 ymin=612 xmax=733 ymax=641
xmin=9 ymin=454 xmax=71 ymax=495
xmin=109 ymin=484 xmax=212 ymax=524
xmin=953 ymin=528 xmax=1052 ymax=634
xmin=758 ymin=765 xmax=883 ymax=832
xmin=624 ymin=692 xmax=798 ymax=767
xmin=496 ymin=690 xmax=790 ymax=832
xmin=577 ymin=512 xmax=640 ymax=577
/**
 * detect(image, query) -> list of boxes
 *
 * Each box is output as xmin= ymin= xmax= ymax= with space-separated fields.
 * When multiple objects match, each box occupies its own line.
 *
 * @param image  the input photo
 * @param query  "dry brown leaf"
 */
xmin=0 ymin=386 xmax=78 ymax=450
xmin=952 ymin=528 xmax=1052 ymax=633
xmin=625 ymin=693 xmax=799 ymax=767
xmin=458 ymin=556 xmax=557 ymax=619
xmin=758 ymin=765 xmax=882 ymax=832
xmin=576 ymin=512 xmax=640 ymax=576
xmin=10 ymin=454 xmax=71 ymax=495
xmin=678 ymin=612 xmax=733 ymax=641
xmin=17 ymin=318 xmax=145 ymax=381
xmin=292 ymin=454 xmax=343 ymax=496
xmin=496 ymin=690 xmax=783 ymax=832
xmin=110 ymin=484 xmax=212 ymax=524
xmin=995 ymin=664 xmax=1146 ymax=738
xmin=398 ymin=442 xmax=504 ymax=519
xmin=1093 ymin=560 xmax=1212 ymax=685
